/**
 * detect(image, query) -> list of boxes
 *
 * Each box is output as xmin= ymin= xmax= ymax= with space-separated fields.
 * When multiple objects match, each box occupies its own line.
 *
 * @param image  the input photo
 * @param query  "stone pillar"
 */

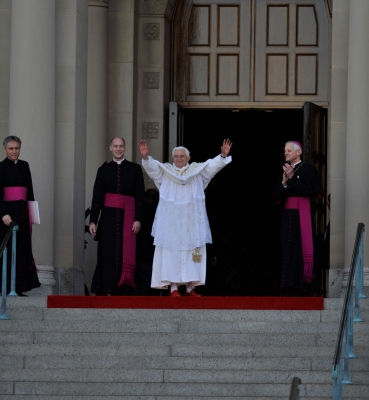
xmin=108 ymin=0 xmax=138 ymax=162
xmin=85 ymin=0 xmax=109 ymax=291
xmin=328 ymin=0 xmax=349 ymax=297
xmin=136 ymin=0 xmax=176 ymax=164
xmin=54 ymin=0 xmax=88 ymax=294
xmin=343 ymin=0 xmax=369 ymax=294
xmin=8 ymin=0 xmax=56 ymax=295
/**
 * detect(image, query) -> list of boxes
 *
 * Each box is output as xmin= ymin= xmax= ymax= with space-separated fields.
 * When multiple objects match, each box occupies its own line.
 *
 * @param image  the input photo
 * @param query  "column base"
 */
xmin=338 ymin=267 xmax=369 ymax=298
xmin=24 ymin=264 xmax=56 ymax=296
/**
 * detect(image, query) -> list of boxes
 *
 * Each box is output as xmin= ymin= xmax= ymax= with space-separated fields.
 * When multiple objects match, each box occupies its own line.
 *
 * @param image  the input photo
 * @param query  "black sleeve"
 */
xmin=134 ymin=165 xmax=145 ymax=222
xmin=0 ymin=166 xmax=8 ymax=218
xmin=26 ymin=162 xmax=35 ymax=201
xmin=89 ymin=167 xmax=105 ymax=224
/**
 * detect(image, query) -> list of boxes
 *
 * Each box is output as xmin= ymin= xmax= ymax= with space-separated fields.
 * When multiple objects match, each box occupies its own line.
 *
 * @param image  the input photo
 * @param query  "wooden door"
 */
xmin=254 ymin=0 xmax=330 ymax=102
xmin=303 ymin=101 xmax=328 ymax=296
xmin=173 ymin=0 xmax=251 ymax=103
xmin=172 ymin=0 xmax=330 ymax=105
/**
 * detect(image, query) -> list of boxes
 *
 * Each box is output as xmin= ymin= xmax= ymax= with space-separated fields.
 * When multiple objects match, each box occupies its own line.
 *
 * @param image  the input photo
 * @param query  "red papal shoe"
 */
xmin=170 ymin=290 xmax=180 ymax=297
xmin=185 ymin=289 xmax=201 ymax=297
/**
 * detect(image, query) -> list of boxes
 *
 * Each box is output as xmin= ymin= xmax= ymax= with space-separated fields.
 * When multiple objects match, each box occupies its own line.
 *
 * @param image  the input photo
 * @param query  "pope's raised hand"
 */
xmin=221 ymin=138 xmax=233 ymax=157
xmin=139 ymin=140 xmax=150 ymax=160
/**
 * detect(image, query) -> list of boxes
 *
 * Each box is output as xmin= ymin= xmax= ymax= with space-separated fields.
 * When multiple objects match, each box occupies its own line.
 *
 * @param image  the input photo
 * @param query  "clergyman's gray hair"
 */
xmin=3 ymin=136 xmax=22 ymax=148
xmin=110 ymin=137 xmax=125 ymax=146
xmin=172 ymin=146 xmax=190 ymax=157
xmin=285 ymin=141 xmax=302 ymax=152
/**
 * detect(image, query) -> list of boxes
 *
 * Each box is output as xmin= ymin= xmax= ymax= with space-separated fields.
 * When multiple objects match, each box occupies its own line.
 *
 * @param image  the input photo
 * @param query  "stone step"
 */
xmin=0 ymin=355 xmax=319 ymax=371
xmin=0 ymin=368 xmax=335 ymax=384
xmin=27 ymin=330 xmax=369 ymax=347
xmin=0 ymin=397 xmax=361 ymax=400
xmin=40 ymin=308 xmax=324 ymax=322
xmin=2 ymin=355 xmax=368 ymax=373
xmin=1 ymin=319 xmax=362 ymax=334
xmin=0 ymin=343 xmax=339 ymax=358
xmin=0 ymin=381 xmax=368 ymax=398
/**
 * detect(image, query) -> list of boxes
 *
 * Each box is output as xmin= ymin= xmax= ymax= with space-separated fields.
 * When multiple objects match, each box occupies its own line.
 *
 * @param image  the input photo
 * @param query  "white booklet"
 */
xmin=28 ymin=201 xmax=40 ymax=224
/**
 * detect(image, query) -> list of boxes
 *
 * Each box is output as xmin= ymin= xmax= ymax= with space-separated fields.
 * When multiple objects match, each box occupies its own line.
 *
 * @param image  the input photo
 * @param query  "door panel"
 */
xmin=255 ymin=0 xmax=329 ymax=102
xmin=173 ymin=0 xmax=330 ymax=105
xmin=303 ymin=101 xmax=328 ymax=296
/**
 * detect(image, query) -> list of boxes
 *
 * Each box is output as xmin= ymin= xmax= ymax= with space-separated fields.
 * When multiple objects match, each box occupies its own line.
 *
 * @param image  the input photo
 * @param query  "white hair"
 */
xmin=285 ymin=141 xmax=302 ymax=151
xmin=172 ymin=146 xmax=190 ymax=157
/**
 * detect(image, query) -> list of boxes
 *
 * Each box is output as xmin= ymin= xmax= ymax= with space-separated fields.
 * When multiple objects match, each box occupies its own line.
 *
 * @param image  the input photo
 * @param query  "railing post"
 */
xmin=8 ymin=225 xmax=18 ymax=296
xmin=0 ymin=247 xmax=9 ymax=320
xmin=332 ymin=360 xmax=343 ymax=400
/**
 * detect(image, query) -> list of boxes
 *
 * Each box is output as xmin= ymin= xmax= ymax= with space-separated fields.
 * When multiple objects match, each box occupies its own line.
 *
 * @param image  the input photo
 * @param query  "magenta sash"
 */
xmin=284 ymin=197 xmax=314 ymax=283
xmin=3 ymin=187 xmax=27 ymax=201
xmin=104 ymin=193 xmax=136 ymax=288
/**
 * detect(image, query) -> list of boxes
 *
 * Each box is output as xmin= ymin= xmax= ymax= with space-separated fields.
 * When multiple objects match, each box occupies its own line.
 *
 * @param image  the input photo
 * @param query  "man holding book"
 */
xmin=0 ymin=136 xmax=40 ymax=295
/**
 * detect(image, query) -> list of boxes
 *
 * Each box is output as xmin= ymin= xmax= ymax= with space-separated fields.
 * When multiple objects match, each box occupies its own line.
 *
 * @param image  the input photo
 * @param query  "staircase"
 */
xmin=0 ymin=297 xmax=368 ymax=399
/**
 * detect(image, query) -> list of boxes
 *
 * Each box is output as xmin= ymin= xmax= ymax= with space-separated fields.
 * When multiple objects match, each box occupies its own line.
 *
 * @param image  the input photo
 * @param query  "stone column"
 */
xmin=85 ymin=0 xmax=109 ymax=290
xmin=343 ymin=0 xmax=369 ymax=294
xmin=8 ymin=0 xmax=56 ymax=295
xmin=136 ymin=0 xmax=177 ymax=164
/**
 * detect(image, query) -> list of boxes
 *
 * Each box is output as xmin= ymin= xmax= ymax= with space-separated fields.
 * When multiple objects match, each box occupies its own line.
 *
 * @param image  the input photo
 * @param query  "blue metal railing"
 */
xmin=289 ymin=377 xmax=301 ymax=400
xmin=0 ymin=223 xmax=19 ymax=320
xmin=332 ymin=222 xmax=366 ymax=399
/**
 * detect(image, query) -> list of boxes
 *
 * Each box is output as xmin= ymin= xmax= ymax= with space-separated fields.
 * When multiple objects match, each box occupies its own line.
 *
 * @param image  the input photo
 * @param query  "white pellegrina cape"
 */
xmin=142 ymin=154 xmax=232 ymax=289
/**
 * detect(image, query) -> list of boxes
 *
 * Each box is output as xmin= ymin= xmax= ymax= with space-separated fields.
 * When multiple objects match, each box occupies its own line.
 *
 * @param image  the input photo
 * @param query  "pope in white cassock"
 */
xmin=139 ymin=139 xmax=232 ymax=297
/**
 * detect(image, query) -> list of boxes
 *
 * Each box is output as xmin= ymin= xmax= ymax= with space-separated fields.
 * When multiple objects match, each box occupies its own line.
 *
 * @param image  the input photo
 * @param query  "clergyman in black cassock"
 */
xmin=0 ymin=136 xmax=40 ymax=295
xmin=273 ymin=141 xmax=323 ymax=290
xmin=89 ymin=138 xmax=145 ymax=295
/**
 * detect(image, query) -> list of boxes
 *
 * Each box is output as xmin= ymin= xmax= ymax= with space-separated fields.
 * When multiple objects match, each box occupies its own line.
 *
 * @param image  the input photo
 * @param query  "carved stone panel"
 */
xmin=143 ymin=23 xmax=160 ymax=40
xmin=142 ymin=122 xmax=159 ymax=139
xmin=143 ymin=72 xmax=159 ymax=89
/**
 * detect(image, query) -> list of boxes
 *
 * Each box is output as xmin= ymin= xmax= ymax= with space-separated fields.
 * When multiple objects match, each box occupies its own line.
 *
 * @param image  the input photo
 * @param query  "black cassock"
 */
xmin=0 ymin=157 xmax=40 ymax=294
xmin=273 ymin=162 xmax=323 ymax=288
xmin=90 ymin=160 xmax=145 ymax=294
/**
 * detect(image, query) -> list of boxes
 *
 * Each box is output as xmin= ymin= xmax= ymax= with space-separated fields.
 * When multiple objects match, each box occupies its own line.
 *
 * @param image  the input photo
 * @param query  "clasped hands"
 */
xmin=282 ymin=163 xmax=294 ymax=185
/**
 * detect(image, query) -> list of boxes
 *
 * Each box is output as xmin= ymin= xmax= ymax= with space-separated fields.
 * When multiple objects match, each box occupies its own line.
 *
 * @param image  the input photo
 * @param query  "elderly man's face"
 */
xmin=110 ymin=138 xmax=125 ymax=161
xmin=173 ymin=149 xmax=190 ymax=168
xmin=4 ymin=141 xmax=21 ymax=161
xmin=284 ymin=143 xmax=301 ymax=164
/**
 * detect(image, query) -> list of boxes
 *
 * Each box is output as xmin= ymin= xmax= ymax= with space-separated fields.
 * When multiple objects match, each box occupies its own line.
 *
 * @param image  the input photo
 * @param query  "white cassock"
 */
xmin=142 ymin=154 xmax=232 ymax=289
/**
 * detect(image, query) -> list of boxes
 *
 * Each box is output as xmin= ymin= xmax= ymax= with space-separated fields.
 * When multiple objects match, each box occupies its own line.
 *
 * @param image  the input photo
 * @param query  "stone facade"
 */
xmin=0 ymin=0 xmax=367 ymax=296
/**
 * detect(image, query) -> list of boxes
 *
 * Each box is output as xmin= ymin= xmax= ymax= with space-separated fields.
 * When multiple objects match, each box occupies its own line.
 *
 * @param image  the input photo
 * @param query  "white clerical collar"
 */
xmin=113 ymin=158 xmax=125 ymax=165
xmin=7 ymin=157 xmax=18 ymax=164
xmin=173 ymin=163 xmax=189 ymax=173
xmin=292 ymin=160 xmax=302 ymax=168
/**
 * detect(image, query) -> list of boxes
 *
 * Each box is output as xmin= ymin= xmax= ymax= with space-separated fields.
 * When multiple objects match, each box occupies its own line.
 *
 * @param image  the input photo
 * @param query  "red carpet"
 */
xmin=47 ymin=296 xmax=324 ymax=310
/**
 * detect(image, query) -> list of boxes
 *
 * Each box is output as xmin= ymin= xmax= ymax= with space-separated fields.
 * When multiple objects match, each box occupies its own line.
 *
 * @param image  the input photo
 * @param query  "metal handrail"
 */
xmin=289 ymin=377 xmax=301 ymax=400
xmin=0 ymin=222 xmax=18 ymax=320
xmin=332 ymin=222 xmax=366 ymax=399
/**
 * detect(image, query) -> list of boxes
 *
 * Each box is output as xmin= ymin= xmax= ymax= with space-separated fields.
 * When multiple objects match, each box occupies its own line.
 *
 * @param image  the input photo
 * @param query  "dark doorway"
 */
xmin=182 ymin=108 xmax=303 ymax=296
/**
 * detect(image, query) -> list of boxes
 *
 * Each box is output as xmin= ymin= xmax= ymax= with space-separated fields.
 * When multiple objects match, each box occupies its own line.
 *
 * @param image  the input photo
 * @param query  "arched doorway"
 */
xmin=170 ymin=0 xmax=330 ymax=295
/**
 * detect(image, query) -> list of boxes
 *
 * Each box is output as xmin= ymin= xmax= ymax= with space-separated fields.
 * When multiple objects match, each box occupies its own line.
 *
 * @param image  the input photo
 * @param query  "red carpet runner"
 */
xmin=47 ymin=296 xmax=324 ymax=310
